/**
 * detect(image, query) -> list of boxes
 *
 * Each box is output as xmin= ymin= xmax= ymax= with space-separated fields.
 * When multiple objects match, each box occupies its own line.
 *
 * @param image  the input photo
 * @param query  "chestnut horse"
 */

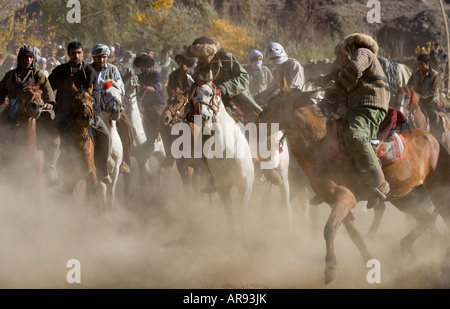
xmin=397 ymin=85 xmax=427 ymax=130
xmin=0 ymin=82 xmax=45 ymax=196
xmin=257 ymin=86 xmax=450 ymax=284
xmin=58 ymin=85 xmax=98 ymax=203
xmin=399 ymin=85 xmax=450 ymax=153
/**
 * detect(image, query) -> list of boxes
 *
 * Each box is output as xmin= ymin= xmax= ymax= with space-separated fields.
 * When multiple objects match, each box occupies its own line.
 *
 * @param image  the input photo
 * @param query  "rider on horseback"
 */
xmin=336 ymin=33 xmax=391 ymax=208
xmin=186 ymin=36 xmax=263 ymax=193
xmin=90 ymin=44 xmax=134 ymax=174
xmin=407 ymin=53 xmax=445 ymax=141
xmin=0 ymin=45 xmax=60 ymax=186
xmin=48 ymin=41 xmax=113 ymax=184
xmin=186 ymin=36 xmax=263 ymax=123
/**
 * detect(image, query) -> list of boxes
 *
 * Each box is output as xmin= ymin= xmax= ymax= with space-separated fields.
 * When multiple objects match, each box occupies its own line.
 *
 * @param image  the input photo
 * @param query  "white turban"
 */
xmin=92 ymin=44 xmax=110 ymax=56
xmin=265 ymin=42 xmax=288 ymax=65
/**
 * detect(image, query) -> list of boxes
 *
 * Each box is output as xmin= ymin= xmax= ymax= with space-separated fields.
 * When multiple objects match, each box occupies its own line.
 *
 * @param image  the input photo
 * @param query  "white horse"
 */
xmin=122 ymin=67 xmax=166 ymax=202
xmin=99 ymin=79 xmax=124 ymax=209
xmin=191 ymin=77 xmax=254 ymax=238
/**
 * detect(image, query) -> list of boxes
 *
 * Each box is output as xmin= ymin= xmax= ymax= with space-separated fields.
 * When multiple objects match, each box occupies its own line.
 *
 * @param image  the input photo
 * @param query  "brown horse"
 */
xmin=399 ymin=84 xmax=450 ymax=153
xmin=257 ymin=86 xmax=450 ymax=284
xmin=58 ymin=84 xmax=98 ymax=202
xmin=159 ymin=89 xmax=209 ymax=200
xmin=0 ymin=83 xmax=45 ymax=196
xmin=398 ymin=85 xmax=427 ymax=130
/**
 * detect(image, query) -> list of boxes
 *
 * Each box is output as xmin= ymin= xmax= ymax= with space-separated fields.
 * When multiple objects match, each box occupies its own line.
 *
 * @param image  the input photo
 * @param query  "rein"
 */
xmin=192 ymin=82 xmax=221 ymax=119
xmin=166 ymin=93 xmax=189 ymax=125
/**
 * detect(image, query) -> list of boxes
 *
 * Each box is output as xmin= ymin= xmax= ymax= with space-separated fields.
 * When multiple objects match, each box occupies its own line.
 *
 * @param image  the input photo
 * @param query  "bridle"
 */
xmin=16 ymin=84 xmax=45 ymax=121
xmin=73 ymin=89 xmax=95 ymax=126
xmin=191 ymin=80 xmax=221 ymax=120
xmin=165 ymin=91 xmax=190 ymax=126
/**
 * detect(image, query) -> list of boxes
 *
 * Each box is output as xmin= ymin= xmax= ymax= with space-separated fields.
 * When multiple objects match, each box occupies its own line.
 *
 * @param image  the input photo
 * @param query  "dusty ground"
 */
xmin=0 ymin=157 xmax=449 ymax=290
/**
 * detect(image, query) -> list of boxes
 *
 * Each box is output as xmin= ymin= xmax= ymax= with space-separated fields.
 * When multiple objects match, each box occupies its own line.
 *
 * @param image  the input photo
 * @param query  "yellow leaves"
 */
xmin=415 ymin=41 xmax=432 ymax=55
xmin=0 ymin=8 xmax=50 ymax=54
xmin=134 ymin=12 xmax=143 ymax=23
xmin=151 ymin=0 xmax=174 ymax=11
xmin=207 ymin=19 xmax=255 ymax=61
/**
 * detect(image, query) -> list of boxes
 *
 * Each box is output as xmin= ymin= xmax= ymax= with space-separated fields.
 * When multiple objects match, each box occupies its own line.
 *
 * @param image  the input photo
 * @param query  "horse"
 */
xmin=257 ymin=82 xmax=450 ymax=284
xmin=122 ymin=67 xmax=167 ymax=204
xmin=123 ymin=70 xmax=166 ymax=204
xmin=253 ymin=129 xmax=294 ymax=230
xmin=190 ymin=77 xmax=255 ymax=238
xmin=58 ymin=84 xmax=98 ymax=204
xmin=99 ymin=79 xmax=124 ymax=209
xmin=159 ymin=89 xmax=209 ymax=201
xmin=397 ymin=85 xmax=427 ymax=130
xmin=398 ymin=85 xmax=450 ymax=153
xmin=0 ymin=82 xmax=45 ymax=198
xmin=121 ymin=67 xmax=146 ymax=201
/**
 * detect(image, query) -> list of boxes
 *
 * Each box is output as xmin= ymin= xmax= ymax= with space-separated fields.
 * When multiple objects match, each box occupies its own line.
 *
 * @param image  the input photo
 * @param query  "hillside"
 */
xmin=2 ymin=0 xmax=450 ymax=60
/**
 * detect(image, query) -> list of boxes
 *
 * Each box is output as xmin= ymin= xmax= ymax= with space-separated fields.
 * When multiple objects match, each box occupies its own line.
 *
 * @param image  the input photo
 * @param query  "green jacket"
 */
xmin=193 ymin=50 xmax=263 ymax=118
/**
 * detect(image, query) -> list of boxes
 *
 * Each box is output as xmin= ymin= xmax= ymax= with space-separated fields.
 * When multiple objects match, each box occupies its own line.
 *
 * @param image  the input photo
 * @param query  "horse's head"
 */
xmin=72 ymin=84 xmax=95 ymax=125
xmin=123 ymin=67 xmax=139 ymax=97
xmin=190 ymin=79 xmax=221 ymax=130
xmin=101 ymin=80 xmax=123 ymax=120
xmin=163 ymin=89 xmax=189 ymax=126
xmin=397 ymin=84 xmax=417 ymax=114
xmin=17 ymin=82 xmax=44 ymax=119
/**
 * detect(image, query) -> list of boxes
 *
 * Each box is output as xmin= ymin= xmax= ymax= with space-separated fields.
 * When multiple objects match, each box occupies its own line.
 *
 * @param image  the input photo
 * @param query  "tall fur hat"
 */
xmin=187 ymin=36 xmax=221 ymax=58
xmin=342 ymin=33 xmax=378 ymax=56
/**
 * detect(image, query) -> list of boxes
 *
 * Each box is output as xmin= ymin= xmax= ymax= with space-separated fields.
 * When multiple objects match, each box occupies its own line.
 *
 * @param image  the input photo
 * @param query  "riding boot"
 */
xmin=361 ymin=165 xmax=390 ymax=209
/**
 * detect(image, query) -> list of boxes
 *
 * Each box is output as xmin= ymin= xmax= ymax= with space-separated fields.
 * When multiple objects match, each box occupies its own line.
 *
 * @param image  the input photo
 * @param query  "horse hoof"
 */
xmin=324 ymin=267 xmax=337 ymax=284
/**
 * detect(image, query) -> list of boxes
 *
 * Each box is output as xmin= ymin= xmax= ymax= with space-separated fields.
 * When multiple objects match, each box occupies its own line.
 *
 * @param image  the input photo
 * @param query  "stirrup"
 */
xmin=372 ymin=187 xmax=387 ymax=200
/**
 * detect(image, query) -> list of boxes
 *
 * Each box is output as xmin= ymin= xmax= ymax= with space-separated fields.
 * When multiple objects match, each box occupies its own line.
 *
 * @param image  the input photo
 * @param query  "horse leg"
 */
xmin=218 ymin=187 xmax=237 ymax=239
xmin=323 ymin=186 xmax=358 ymax=284
xmin=239 ymin=179 xmax=254 ymax=242
xmin=176 ymin=162 xmax=193 ymax=203
xmin=390 ymin=194 xmax=435 ymax=255
xmin=279 ymin=170 xmax=293 ymax=231
xmin=343 ymin=211 xmax=372 ymax=262
xmin=122 ymin=172 xmax=132 ymax=204
xmin=366 ymin=202 xmax=386 ymax=239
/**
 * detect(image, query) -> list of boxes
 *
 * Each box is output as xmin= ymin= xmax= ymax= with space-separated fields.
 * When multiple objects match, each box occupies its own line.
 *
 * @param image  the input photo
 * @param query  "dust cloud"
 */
xmin=0 ymin=159 xmax=449 ymax=289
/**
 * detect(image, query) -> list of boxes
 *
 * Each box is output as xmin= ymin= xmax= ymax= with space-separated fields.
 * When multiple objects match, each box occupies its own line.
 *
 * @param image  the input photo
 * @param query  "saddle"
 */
xmin=332 ymin=108 xmax=410 ymax=167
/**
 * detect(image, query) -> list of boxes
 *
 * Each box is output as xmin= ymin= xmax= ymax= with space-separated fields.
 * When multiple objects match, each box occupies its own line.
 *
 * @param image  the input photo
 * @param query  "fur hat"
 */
xmin=187 ymin=36 xmax=221 ymax=58
xmin=342 ymin=33 xmax=378 ymax=56
xmin=133 ymin=53 xmax=155 ymax=68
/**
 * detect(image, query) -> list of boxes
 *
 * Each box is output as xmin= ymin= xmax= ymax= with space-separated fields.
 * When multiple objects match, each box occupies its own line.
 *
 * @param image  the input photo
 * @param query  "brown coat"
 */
xmin=0 ymin=67 xmax=56 ymax=107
